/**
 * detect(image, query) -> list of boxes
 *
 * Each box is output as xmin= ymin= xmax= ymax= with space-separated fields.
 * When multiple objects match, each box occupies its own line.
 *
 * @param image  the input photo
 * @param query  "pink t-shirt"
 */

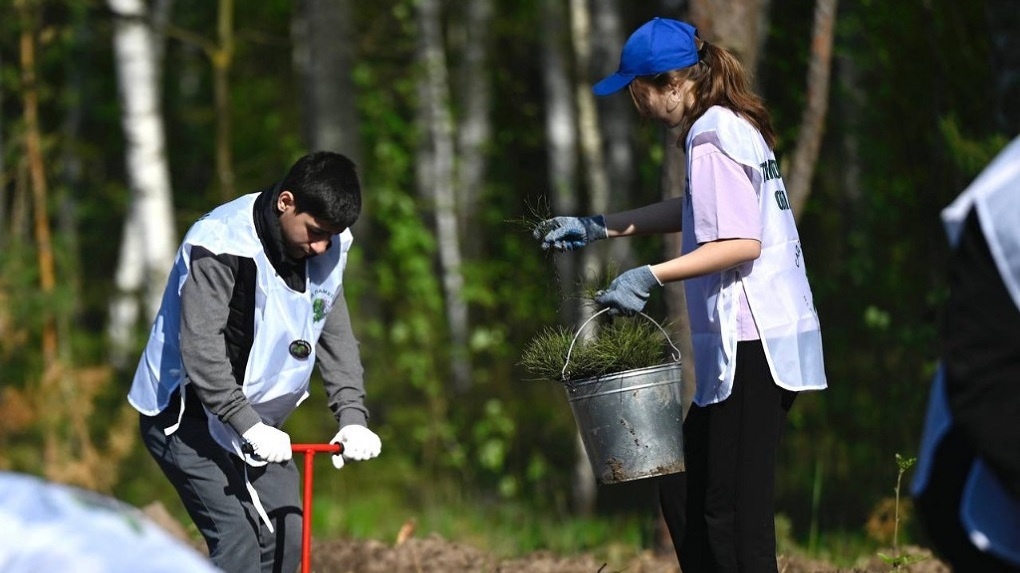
xmin=689 ymin=140 xmax=762 ymax=341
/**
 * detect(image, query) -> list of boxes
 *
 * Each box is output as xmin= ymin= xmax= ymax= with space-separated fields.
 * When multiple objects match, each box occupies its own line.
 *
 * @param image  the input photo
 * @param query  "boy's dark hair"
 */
xmin=280 ymin=151 xmax=362 ymax=229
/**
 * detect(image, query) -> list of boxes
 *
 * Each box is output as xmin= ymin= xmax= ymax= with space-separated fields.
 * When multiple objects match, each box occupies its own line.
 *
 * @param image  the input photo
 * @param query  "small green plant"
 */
xmin=519 ymin=262 xmax=676 ymax=383
xmin=877 ymin=453 xmax=927 ymax=570
xmin=519 ymin=315 xmax=673 ymax=382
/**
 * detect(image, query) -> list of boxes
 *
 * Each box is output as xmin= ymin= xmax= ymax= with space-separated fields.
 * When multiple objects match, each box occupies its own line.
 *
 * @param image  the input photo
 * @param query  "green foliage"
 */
xmin=1 ymin=0 xmax=1015 ymax=562
xmin=519 ymin=315 xmax=675 ymax=382
xmin=765 ymin=0 xmax=1010 ymax=539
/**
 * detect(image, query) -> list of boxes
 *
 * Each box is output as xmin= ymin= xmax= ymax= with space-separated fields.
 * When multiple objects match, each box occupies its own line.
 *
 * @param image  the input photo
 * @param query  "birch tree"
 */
xmin=453 ymin=0 xmax=494 ymax=246
xmin=590 ymin=0 xmax=635 ymax=269
xmin=416 ymin=0 xmax=471 ymax=392
xmin=567 ymin=0 xmax=613 ymax=516
xmin=107 ymin=0 xmax=177 ymax=366
xmin=540 ymin=0 xmax=580 ymax=327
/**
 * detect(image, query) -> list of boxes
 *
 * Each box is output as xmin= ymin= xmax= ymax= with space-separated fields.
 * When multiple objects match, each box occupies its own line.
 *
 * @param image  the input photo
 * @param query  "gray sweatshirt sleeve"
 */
xmin=180 ymin=247 xmax=262 ymax=434
xmin=316 ymin=289 xmax=370 ymax=428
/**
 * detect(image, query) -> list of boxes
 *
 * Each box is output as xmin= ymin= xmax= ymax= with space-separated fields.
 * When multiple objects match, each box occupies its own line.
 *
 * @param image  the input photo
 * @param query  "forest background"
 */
xmin=1 ymin=0 xmax=1017 ymax=566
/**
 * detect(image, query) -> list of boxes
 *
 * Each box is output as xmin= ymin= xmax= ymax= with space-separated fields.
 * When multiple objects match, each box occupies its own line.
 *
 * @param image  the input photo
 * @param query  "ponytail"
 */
xmin=675 ymin=42 xmax=778 ymax=149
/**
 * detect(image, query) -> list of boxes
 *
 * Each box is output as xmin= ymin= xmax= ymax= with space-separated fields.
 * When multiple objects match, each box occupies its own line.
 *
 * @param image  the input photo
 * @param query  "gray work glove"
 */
xmin=533 ymin=215 xmax=607 ymax=251
xmin=595 ymin=265 xmax=662 ymax=317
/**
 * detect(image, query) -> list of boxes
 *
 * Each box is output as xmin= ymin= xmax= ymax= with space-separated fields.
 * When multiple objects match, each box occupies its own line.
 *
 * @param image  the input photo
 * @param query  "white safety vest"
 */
xmin=683 ymin=106 xmax=827 ymax=406
xmin=128 ymin=192 xmax=351 ymax=458
xmin=912 ymin=135 xmax=1020 ymax=566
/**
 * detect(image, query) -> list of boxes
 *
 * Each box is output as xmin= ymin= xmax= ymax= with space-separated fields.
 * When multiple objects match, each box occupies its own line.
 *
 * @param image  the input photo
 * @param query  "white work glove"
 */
xmin=329 ymin=424 xmax=382 ymax=470
xmin=241 ymin=422 xmax=292 ymax=463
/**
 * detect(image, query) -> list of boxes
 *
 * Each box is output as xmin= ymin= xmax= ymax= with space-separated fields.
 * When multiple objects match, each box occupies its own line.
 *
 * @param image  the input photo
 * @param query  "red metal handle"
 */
xmin=291 ymin=443 xmax=344 ymax=454
xmin=292 ymin=443 xmax=343 ymax=573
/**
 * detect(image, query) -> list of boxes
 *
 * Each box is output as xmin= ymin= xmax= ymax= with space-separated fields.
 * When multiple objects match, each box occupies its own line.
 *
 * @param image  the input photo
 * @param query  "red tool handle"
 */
xmin=292 ymin=443 xmax=343 ymax=573
xmin=292 ymin=443 xmax=344 ymax=454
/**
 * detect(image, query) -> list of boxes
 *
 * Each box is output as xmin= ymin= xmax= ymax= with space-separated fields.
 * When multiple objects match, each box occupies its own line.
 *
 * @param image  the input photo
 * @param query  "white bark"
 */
xmin=107 ymin=0 xmax=177 ymax=365
xmin=417 ymin=0 xmax=471 ymax=391
xmin=568 ymin=0 xmax=608 ymax=516
xmin=590 ymin=0 xmax=636 ymax=270
xmin=540 ymin=0 xmax=580 ymax=325
xmin=455 ymin=0 xmax=494 ymax=240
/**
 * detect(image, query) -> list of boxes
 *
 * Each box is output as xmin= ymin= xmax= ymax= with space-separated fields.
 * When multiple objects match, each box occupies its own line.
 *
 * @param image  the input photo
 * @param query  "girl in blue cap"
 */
xmin=535 ymin=17 xmax=827 ymax=573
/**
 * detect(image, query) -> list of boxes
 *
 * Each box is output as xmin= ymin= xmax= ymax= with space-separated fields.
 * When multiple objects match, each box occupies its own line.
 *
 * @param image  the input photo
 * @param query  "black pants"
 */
xmin=659 ymin=340 xmax=795 ymax=573
xmin=915 ymin=207 xmax=1020 ymax=571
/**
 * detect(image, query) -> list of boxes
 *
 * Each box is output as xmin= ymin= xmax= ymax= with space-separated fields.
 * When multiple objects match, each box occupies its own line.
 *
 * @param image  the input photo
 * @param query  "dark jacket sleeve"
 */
xmin=315 ymin=287 xmax=370 ymax=428
xmin=180 ymin=247 xmax=263 ymax=434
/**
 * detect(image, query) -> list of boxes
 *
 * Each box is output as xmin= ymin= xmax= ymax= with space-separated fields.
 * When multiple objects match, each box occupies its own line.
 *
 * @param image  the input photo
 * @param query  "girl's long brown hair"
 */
xmin=646 ymin=41 xmax=778 ymax=149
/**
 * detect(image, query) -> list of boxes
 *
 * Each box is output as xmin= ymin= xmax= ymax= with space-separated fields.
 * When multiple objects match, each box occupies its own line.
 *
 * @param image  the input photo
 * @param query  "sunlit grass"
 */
xmin=308 ymin=454 xmax=650 ymax=561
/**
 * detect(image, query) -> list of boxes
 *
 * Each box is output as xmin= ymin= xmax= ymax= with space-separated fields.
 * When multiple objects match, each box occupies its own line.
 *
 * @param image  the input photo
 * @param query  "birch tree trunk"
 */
xmin=416 ymin=0 xmax=471 ymax=392
xmin=590 ymin=0 xmax=635 ymax=270
xmin=540 ymin=0 xmax=580 ymax=326
xmin=454 ymin=0 xmax=494 ymax=248
xmin=568 ymin=0 xmax=610 ymax=517
xmin=785 ymin=0 xmax=838 ymax=219
xmin=107 ymin=0 xmax=177 ymax=366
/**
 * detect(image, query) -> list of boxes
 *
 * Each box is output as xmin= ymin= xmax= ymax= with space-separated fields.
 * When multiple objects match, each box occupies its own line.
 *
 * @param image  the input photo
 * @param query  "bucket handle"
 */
xmin=562 ymin=308 xmax=682 ymax=380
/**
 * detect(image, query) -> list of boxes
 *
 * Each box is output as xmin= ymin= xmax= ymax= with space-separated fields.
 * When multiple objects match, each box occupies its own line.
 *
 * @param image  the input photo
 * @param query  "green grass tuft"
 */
xmin=519 ymin=315 xmax=676 ymax=382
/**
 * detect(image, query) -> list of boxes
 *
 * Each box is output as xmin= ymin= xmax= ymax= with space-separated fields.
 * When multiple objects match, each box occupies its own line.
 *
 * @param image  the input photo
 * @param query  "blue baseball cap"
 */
xmin=592 ymin=18 xmax=700 ymax=96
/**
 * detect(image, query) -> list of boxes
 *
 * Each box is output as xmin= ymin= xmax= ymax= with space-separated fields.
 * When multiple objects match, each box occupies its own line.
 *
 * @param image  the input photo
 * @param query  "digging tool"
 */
xmin=241 ymin=441 xmax=344 ymax=572
xmin=291 ymin=443 xmax=343 ymax=573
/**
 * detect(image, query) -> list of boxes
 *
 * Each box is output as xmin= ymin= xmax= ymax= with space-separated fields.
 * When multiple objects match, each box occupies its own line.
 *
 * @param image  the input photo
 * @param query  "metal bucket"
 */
xmin=562 ymin=310 xmax=685 ymax=485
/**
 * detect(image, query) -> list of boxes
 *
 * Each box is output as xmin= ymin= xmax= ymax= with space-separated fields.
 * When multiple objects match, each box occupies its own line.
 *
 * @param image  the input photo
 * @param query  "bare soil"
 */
xmin=309 ymin=535 xmax=950 ymax=573
xmin=142 ymin=502 xmax=950 ymax=573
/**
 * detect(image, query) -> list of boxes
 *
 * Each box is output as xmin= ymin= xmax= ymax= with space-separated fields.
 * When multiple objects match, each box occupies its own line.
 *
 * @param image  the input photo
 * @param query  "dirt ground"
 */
xmin=143 ymin=502 xmax=950 ymax=573
xmin=309 ymin=535 xmax=950 ymax=573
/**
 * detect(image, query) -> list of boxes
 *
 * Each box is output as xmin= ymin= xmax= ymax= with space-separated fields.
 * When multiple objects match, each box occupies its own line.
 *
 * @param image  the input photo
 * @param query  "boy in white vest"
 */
xmin=535 ymin=18 xmax=826 ymax=573
xmin=128 ymin=151 xmax=381 ymax=573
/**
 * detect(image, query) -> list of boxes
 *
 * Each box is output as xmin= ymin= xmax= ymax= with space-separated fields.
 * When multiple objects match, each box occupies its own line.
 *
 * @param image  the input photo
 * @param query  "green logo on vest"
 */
xmin=313 ymin=298 xmax=327 ymax=322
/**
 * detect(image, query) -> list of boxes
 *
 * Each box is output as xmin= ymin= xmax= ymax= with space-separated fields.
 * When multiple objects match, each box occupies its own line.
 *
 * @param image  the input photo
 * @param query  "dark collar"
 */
xmin=253 ymin=184 xmax=306 ymax=292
